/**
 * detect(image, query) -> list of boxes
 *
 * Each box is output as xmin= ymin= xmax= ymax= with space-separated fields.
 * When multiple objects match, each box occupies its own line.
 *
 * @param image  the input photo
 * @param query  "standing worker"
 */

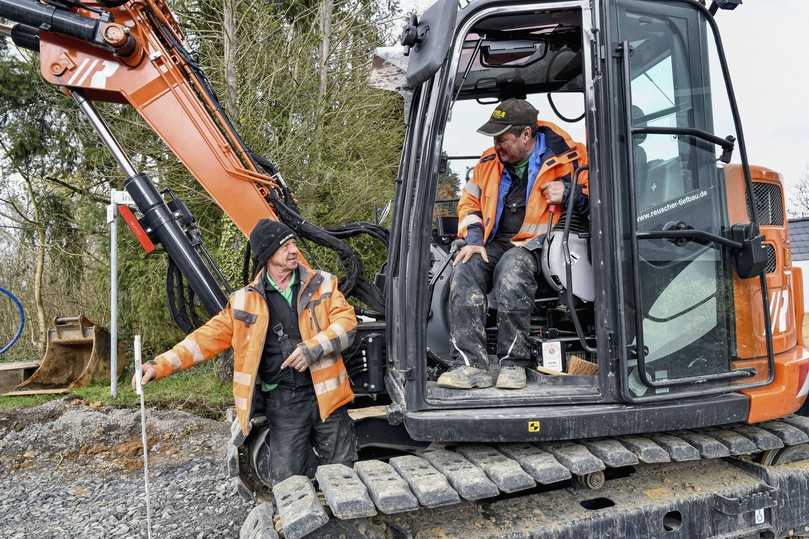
xmin=439 ymin=98 xmax=588 ymax=391
xmin=132 ymin=219 xmax=359 ymax=483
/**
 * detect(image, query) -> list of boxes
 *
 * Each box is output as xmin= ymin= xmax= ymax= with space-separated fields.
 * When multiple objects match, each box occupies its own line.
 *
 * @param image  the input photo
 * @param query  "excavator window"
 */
xmin=615 ymin=0 xmax=763 ymax=397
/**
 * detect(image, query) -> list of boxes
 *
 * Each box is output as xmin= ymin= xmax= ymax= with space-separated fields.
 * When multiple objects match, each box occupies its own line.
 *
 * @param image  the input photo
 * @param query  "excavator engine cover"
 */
xmin=9 ymin=316 xmax=123 ymax=394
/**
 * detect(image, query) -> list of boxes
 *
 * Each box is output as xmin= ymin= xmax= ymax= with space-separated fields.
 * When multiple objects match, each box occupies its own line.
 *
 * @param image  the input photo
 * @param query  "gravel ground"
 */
xmin=0 ymin=397 xmax=252 ymax=538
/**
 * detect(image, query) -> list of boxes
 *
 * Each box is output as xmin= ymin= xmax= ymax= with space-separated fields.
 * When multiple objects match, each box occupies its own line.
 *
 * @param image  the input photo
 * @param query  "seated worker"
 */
xmin=133 ymin=219 xmax=359 ymax=484
xmin=438 ymin=98 xmax=588 ymax=390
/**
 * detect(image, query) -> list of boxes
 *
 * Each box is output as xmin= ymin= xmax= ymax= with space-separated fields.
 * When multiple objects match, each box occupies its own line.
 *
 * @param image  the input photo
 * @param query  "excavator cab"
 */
xmin=374 ymin=0 xmax=808 ymax=445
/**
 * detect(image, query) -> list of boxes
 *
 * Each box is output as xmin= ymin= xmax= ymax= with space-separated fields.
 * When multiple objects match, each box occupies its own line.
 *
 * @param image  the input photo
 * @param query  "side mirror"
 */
xmin=404 ymin=0 xmax=459 ymax=89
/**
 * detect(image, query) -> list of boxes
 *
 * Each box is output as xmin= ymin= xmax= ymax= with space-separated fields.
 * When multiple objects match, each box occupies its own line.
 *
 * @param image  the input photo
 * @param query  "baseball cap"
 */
xmin=477 ymin=98 xmax=538 ymax=137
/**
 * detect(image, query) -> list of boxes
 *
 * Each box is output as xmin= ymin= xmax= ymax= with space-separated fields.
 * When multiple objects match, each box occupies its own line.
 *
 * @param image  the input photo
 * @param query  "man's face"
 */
xmin=494 ymin=127 xmax=534 ymax=164
xmin=268 ymin=239 xmax=300 ymax=272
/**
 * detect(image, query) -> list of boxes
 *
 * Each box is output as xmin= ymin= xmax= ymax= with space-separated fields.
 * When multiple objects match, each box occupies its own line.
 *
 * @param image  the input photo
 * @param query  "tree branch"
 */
xmin=43 ymin=175 xmax=109 ymax=204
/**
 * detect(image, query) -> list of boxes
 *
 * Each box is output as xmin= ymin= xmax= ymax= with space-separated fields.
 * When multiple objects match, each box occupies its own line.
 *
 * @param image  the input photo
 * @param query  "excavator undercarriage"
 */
xmin=231 ymin=414 xmax=809 ymax=537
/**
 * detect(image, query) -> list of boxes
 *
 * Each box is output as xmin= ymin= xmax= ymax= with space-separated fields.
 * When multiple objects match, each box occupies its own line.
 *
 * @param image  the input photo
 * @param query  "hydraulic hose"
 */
xmin=0 ymin=287 xmax=25 ymax=355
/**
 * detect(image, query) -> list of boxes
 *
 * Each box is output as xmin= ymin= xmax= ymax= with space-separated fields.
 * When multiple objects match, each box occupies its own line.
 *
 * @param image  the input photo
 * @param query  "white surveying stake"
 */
xmin=134 ymin=335 xmax=153 ymax=539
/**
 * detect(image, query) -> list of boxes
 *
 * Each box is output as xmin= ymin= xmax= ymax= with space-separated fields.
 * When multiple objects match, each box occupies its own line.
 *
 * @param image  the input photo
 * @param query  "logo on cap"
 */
xmin=492 ymin=109 xmax=507 ymax=120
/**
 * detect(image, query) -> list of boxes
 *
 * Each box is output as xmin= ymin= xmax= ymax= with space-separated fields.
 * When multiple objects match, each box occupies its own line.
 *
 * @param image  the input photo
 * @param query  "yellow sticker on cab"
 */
xmin=528 ymin=420 xmax=541 ymax=433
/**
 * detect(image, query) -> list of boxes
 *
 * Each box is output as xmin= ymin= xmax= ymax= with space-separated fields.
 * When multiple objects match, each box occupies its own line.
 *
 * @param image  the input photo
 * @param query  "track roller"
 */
xmin=573 ymin=470 xmax=605 ymax=490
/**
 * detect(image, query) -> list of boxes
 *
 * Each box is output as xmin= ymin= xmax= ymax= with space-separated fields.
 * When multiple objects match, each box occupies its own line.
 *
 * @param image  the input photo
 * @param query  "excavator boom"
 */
xmin=3 ymin=0 xmax=280 ymax=236
xmin=0 ymin=0 xmax=386 ymax=319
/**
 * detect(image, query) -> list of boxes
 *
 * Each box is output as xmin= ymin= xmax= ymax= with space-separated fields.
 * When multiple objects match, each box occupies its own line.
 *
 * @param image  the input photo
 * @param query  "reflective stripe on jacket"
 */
xmin=149 ymin=266 xmax=357 ymax=435
xmin=458 ymin=120 xmax=589 ymax=246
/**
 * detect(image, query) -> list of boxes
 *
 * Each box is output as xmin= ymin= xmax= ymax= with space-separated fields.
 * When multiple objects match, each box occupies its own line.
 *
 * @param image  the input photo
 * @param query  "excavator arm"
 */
xmin=6 ymin=0 xmax=281 ymax=231
xmin=0 ymin=0 xmax=385 ymax=321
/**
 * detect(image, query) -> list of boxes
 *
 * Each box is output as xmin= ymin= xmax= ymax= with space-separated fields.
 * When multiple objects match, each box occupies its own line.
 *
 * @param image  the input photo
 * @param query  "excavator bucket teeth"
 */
xmin=6 ymin=316 xmax=123 ymax=395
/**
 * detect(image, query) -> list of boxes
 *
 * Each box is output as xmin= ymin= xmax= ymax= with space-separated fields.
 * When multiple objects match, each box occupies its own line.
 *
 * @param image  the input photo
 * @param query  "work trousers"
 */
xmin=263 ymin=385 xmax=358 ymax=485
xmin=449 ymin=238 xmax=538 ymax=369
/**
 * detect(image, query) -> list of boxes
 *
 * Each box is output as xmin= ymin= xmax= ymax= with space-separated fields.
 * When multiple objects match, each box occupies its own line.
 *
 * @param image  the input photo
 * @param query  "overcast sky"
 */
xmin=395 ymin=0 xmax=809 ymax=195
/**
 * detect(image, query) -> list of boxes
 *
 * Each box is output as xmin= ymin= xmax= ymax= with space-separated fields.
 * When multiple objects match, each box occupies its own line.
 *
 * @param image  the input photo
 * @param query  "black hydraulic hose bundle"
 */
xmin=149 ymin=17 xmax=388 ymax=315
xmin=167 ymin=258 xmax=204 ymax=333
xmin=250 ymin=153 xmax=388 ymax=314
xmin=325 ymin=223 xmax=389 ymax=246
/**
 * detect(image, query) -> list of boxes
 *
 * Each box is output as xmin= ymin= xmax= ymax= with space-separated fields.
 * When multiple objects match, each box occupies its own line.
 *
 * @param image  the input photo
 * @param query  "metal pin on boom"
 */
xmin=134 ymin=335 xmax=153 ymax=539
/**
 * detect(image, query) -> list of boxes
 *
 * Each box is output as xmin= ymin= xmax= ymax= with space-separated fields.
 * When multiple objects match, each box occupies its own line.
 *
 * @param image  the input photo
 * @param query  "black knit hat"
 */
xmin=249 ymin=219 xmax=296 ymax=272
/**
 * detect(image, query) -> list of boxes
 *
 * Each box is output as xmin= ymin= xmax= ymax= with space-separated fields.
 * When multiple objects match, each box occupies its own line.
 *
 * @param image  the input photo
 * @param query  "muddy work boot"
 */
xmin=436 ymin=366 xmax=494 ymax=389
xmin=496 ymin=365 xmax=527 ymax=389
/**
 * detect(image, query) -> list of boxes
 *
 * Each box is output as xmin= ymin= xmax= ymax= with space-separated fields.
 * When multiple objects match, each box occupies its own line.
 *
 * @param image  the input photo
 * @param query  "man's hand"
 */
xmin=131 ymin=363 xmax=155 ymax=392
xmin=542 ymin=181 xmax=565 ymax=205
xmin=454 ymin=244 xmax=489 ymax=266
xmin=281 ymin=345 xmax=310 ymax=372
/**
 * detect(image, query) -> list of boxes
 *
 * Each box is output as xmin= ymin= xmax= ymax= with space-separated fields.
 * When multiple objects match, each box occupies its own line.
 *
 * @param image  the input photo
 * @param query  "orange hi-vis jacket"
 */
xmin=458 ymin=121 xmax=589 ymax=246
xmin=148 ymin=265 xmax=357 ymax=435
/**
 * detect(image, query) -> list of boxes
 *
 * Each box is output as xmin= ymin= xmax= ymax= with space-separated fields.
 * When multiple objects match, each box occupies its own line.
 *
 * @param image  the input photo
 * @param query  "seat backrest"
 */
xmin=631 ymin=105 xmax=651 ymax=208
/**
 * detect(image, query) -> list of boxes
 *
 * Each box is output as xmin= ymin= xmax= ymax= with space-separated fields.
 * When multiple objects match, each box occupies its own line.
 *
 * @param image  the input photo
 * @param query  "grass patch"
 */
xmin=0 ymin=393 xmax=62 ymax=410
xmin=75 ymin=364 xmax=234 ymax=419
xmin=1 ymin=364 xmax=234 ymax=419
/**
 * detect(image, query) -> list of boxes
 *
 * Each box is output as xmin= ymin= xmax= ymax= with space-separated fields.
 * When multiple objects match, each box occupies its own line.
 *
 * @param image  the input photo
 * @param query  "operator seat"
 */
xmin=631 ymin=105 xmax=650 ymax=208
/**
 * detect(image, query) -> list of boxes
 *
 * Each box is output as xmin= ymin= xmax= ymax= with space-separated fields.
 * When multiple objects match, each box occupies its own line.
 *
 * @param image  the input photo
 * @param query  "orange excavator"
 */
xmin=4 ymin=0 xmax=809 ymax=535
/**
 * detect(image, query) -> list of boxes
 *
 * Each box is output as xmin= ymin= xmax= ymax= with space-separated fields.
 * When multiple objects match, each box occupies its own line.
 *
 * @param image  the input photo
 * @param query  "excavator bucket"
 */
xmin=4 ymin=316 xmax=123 ymax=396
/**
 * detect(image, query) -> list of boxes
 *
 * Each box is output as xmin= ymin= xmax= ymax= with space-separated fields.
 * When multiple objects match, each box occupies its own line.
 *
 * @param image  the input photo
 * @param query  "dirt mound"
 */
xmin=0 ymin=396 xmax=228 ymax=474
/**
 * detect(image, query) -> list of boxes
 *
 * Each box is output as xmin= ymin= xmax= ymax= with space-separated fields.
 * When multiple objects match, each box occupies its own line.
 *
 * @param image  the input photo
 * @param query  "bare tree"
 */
xmin=222 ymin=0 xmax=238 ymax=119
xmin=788 ymin=165 xmax=809 ymax=218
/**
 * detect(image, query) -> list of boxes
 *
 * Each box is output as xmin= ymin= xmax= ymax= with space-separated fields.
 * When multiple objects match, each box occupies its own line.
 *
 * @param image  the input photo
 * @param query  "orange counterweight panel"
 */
xmin=37 ymin=0 xmax=278 ymax=238
xmin=724 ymin=164 xmax=809 ymax=422
xmin=741 ymin=345 xmax=809 ymax=423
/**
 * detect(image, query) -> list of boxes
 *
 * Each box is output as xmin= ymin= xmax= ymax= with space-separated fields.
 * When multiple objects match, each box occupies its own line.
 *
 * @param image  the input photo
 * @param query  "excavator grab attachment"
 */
xmin=3 ymin=316 xmax=123 ymax=396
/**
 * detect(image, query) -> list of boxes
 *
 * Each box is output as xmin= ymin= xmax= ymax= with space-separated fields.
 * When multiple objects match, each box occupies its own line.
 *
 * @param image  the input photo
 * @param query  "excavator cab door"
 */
xmin=609 ymin=0 xmax=773 ymax=401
